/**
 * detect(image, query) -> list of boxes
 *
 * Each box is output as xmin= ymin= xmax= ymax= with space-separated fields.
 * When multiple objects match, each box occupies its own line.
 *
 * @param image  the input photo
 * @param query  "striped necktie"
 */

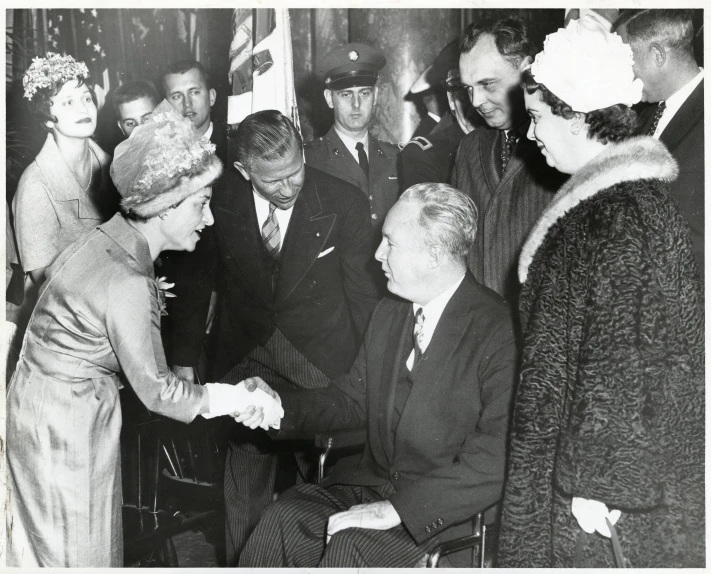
xmin=413 ymin=308 xmax=425 ymax=364
xmin=261 ymin=203 xmax=281 ymax=259
xmin=648 ymin=101 xmax=666 ymax=136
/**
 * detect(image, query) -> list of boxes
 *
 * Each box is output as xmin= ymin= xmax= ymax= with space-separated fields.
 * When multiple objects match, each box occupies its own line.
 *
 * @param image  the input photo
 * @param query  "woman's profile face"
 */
xmin=48 ymin=79 xmax=97 ymax=139
xmin=524 ymin=89 xmax=579 ymax=174
xmin=160 ymin=188 xmax=214 ymax=252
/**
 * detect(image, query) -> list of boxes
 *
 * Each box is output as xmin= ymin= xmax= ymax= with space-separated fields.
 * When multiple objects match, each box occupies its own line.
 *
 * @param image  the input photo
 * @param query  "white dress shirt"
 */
xmin=406 ymin=274 xmax=466 ymax=370
xmin=334 ymin=127 xmax=369 ymax=163
xmin=202 ymin=121 xmax=214 ymax=142
xmin=652 ymin=68 xmax=704 ymax=138
xmin=253 ymin=190 xmax=294 ymax=239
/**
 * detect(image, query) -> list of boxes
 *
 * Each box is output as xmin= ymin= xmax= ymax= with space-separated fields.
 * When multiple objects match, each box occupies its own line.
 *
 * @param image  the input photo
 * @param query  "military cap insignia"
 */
xmin=348 ymin=50 xmax=359 ymax=61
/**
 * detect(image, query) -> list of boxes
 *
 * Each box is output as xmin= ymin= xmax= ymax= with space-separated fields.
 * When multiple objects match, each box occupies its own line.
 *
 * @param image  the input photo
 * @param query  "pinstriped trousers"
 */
xmin=221 ymin=331 xmax=331 ymax=566
xmin=239 ymin=482 xmax=440 ymax=567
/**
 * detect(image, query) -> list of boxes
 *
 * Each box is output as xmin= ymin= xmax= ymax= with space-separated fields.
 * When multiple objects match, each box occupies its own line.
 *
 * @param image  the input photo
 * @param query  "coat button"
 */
xmin=371 ymin=214 xmax=377 ymax=220
xmin=393 ymin=471 xmax=400 ymax=480
xmin=437 ymin=518 xmax=443 ymax=525
xmin=433 ymin=523 xmax=438 ymax=529
xmin=425 ymin=525 xmax=431 ymax=533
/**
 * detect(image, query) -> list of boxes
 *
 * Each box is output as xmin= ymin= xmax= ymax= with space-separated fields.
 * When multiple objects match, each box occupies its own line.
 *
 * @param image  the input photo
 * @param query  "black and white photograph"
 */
xmin=3 ymin=4 xmax=706 ymax=569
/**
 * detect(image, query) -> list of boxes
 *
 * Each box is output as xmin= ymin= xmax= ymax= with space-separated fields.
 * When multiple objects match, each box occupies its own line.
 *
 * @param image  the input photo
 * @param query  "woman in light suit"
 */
xmin=6 ymin=101 xmax=280 ymax=567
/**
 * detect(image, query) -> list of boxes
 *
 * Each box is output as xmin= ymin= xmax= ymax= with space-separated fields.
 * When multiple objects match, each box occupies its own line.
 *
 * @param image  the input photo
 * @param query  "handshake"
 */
xmin=201 ymin=377 xmax=284 ymax=431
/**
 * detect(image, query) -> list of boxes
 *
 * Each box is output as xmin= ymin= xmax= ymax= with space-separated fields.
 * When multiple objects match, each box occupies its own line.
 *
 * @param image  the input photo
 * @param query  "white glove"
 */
xmin=571 ymin=497 xmax=621 ymax=538
xmin=201 ymin=382 xmax=284 ymax=430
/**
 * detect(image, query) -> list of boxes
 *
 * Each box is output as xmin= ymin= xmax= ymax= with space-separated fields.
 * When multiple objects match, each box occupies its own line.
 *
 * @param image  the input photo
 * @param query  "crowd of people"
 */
xmin=5 ymin=8 xmax=704 ymax=569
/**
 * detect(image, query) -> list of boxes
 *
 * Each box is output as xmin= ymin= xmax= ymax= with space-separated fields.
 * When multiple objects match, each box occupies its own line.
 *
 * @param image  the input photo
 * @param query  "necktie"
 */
xmin=261 ymin=203 xmax=281 ymax=259
xmin=647 ymin=101 xmax=666 ymax=136
xmin=413 ymin=308 xmax=425 ymax=364
xmin=501 ymin=131 xmax=518 ymax=174
xmin=355 ymin=141 xmax=369 ymax=179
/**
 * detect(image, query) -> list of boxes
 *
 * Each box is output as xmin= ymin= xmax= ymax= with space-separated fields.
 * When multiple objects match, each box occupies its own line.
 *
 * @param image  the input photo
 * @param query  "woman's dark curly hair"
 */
xmin=521 ymin=68 xmax=638 ymax=144
xmin=28 ymin=75 xmax=97 ymax=132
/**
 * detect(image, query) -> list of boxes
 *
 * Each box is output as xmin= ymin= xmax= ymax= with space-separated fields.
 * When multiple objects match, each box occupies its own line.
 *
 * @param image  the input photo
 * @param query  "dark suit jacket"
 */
xmin=170 ymin=166 xmax=382 ymax=380
xmin=210 ymin=120 xmax=229 ymax=167
xmin=276 ymin=273 xmax=517 ymax=554
xmin=452 ymin=125 xmax=565 ymax=302
xmin=637 ymin=80 xmax=704 ymax=268
xmin=304 ymin=126 xmax=400 ymax=234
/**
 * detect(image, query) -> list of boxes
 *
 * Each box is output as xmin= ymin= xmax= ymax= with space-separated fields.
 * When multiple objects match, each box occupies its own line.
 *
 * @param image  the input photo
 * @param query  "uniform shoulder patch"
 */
xmin=400 ymin=136 xmax=433 ymax=151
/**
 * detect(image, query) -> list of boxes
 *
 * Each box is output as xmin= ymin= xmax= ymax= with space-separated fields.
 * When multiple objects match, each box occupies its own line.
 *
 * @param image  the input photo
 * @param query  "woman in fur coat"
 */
xmin=498 ymin=17 xmax=704 ymax=568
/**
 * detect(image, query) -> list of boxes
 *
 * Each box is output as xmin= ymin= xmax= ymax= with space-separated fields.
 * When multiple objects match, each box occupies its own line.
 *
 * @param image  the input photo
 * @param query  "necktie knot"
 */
xmin=355 ymin=141 xmax=369 ymax=179
xmin=648 ymin=101 xmax=666 ymax=136
xmin=413 ymin=308 xmax=425 ymax=363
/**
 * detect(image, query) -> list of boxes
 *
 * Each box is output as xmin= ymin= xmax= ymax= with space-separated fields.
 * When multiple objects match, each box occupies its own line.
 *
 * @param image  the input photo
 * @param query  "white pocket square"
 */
xmin=388 ymin=176 xmax=398 ymax=180
xmin=317 ymin=246 xmax=335 ymax=258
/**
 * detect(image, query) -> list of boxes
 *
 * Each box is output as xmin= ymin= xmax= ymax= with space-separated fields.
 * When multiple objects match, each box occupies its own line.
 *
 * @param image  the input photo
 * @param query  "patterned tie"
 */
xmin=261 ymin=203 xmax=281 ymax=259
xmin=501 ymin=131 xmax=518 ymax=174
xmin=647 ymin=101 xmax=666 ymax=136
xmin=413 ymin=308 xmax=425 ymax=364
xmin=355 ymin=141 xmax=369 ymax=179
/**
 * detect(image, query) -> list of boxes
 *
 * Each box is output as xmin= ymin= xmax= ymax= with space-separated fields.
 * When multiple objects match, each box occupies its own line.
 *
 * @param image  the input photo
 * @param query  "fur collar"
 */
xmin=518 ymin=136 xmax=678 ymax=283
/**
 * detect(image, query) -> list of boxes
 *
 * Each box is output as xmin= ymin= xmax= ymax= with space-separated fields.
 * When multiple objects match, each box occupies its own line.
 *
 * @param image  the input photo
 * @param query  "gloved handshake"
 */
xmin=201 ymin=376 xmax=284 ymax=430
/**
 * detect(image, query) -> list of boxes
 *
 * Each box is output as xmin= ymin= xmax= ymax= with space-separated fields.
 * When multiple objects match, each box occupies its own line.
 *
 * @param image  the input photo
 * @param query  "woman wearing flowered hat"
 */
xmin=498 ymin=16 xmax=704 ymax=568
xmin=14 ymin=53 xmax=116 ymax=285
xmin=6 ymin=101 xmax=283 ymax=567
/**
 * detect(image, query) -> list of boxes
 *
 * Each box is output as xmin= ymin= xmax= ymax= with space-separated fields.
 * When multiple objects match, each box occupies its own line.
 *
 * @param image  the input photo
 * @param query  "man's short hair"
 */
xmin=614 ymin=9 xmax=695 ymax=56
xmin=162 ymin=60 xmax=212 ymax=92
xmin=459 ymin=13 xmax=536 ymax=68
xmin=401 ymin=183 xmax=478 ymax=261
xmin=113 ymin=80 xmax=160 ymax=114
xmin=234 ymin=110 xmax=303 ymax=169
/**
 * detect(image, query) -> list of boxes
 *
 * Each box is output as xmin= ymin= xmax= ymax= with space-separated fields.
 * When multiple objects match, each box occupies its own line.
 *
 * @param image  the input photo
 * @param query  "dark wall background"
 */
xmin=6 ymin=8 xmax=704 ymax=201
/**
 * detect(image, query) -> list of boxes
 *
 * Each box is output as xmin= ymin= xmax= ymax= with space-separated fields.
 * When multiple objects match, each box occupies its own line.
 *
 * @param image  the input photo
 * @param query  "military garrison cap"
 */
xmin=317 ymin=43 xmax=386 ymax=90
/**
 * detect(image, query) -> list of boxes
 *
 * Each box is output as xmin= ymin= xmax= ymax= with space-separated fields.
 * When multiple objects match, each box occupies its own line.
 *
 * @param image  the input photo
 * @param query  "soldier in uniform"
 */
xmin=400 ymin=40 xmax=480 ymax=190
xmin=305 ymin=43 xmax=400 ymax=233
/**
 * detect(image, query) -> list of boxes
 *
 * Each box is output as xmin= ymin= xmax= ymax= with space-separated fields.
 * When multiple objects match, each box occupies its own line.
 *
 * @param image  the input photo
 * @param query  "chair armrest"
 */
xmin=314 ymin=426 xmax=367 ymax=450
xmin=315 ymin=426 xmax=367 ymax=483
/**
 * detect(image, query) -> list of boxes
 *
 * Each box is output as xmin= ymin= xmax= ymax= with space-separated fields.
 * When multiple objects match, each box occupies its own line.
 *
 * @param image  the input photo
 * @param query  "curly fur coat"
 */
xmin=498 ymin=137 xmax=705 ymax=568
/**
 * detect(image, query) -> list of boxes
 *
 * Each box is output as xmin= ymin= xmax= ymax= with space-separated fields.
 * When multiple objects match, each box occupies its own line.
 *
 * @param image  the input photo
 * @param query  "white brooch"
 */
xmin=155 ymin=276 xmax=176 ymax=316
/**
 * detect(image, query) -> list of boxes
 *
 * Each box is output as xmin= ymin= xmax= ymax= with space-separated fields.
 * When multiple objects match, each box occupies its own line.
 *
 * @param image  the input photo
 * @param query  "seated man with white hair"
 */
xmin=239 ymin=183 xmax=517 ymax=568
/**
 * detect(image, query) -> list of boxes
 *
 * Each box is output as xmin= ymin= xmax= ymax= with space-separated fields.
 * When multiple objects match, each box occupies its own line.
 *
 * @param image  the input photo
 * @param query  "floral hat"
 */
xmin=530 ymin=15 xmax=644 ymax=113
xmin=23 ymin=52 xmax=90 ymax=100
xmin=111 ymin=100 xmax=223 ymax=218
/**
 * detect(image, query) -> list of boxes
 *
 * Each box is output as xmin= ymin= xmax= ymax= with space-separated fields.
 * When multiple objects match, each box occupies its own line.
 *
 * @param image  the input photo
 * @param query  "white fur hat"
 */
xmin=111 ymin=100 xmax=223 ymax=218
xmin=530 ymin=15 xmax=644 ymax=113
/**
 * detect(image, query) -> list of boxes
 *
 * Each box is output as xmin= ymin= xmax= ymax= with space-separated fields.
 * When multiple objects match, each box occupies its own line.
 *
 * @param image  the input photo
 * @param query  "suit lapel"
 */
xmin=378 ymin=304 xmax=413 ymax=464
xmin=479 ymin=128 xmax=501 ymax=196
xmin=660 ymin=79 xmax=704 ymax=152
xmin=273 ymin=172 xmax=335 ymax=307
xmin=214 ymin=177 xmax=272 ymax=305
xmin=393 ymin=279 xmax=472 ymax=445
xmin=325 ymin=127 xmax=368 ymax=192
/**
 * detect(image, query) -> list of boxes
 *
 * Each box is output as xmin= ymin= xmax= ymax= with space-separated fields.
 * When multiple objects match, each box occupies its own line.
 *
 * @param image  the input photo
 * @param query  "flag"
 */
xmin=45 ymin=9 xmax=110 ymax=109
xmin=227 ymin=8 xmax=299 ymax=131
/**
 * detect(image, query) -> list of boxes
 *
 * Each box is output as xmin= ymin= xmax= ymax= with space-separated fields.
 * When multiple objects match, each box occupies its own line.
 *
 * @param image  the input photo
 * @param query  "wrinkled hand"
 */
xmin=326 ymin=501 xmax=401 ymax=544
xmin=171 ymin=364 xmax=195 ymax=384
xmin=571 ymin=497 xmax=621 ymax=538
xmin=243 ymin=376 xmax=281 ymax=405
